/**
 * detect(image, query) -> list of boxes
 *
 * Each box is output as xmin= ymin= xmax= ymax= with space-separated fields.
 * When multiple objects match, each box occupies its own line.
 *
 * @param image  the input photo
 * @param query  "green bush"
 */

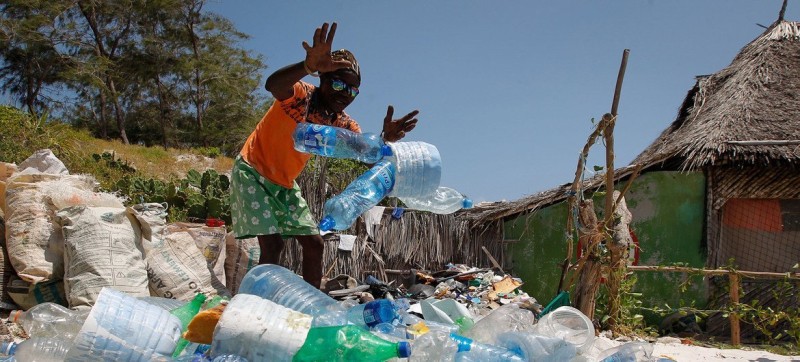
xmin=115 ymin=169 xmax=231 ymax=224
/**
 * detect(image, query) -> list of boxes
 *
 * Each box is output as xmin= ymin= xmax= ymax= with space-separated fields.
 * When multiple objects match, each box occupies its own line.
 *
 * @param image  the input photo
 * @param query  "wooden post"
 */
xmin=729 ymin=273 xmax=741 ymax=346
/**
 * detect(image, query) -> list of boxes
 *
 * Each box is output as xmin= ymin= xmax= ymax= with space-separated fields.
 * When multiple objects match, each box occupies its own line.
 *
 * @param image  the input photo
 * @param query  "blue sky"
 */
xmin=206 ymin=1 xmax=797 ymax=203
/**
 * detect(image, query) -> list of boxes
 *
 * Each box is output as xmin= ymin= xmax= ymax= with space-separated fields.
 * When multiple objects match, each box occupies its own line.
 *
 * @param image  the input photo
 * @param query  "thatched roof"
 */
xmin=632 ymin=21 xmax=800 ymax=170
xmin=465 ymin=20 xmax=800 ymax=224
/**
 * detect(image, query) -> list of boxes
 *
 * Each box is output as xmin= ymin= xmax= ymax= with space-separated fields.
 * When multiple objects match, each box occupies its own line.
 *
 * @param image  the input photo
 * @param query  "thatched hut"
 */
xmin=461 ymin=20 xmax=800 ymax=338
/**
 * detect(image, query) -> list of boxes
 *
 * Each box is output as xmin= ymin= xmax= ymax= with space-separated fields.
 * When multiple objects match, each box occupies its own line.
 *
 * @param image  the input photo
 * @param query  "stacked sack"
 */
xmin=0 ymin=149 xmax=244 ymax=311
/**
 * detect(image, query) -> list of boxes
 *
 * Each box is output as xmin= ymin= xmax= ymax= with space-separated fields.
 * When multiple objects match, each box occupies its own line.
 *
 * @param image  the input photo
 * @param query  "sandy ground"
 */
xmin=592 ymin=335 xmax=800 ymax=361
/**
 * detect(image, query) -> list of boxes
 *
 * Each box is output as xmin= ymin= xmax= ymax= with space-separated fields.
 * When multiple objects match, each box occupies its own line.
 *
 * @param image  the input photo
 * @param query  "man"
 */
xmin=231 ymin=22 xmax=418 ymax=288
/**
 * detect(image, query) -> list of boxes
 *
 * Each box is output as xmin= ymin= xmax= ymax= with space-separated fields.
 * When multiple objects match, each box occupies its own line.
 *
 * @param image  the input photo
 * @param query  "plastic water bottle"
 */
xmin=597 ymin=341 xmax=653 ymax=362
xmin=409 ymin=330 xmax=459 ymax=361
xmin=292 ymin=325 xmax=411 ymax=362
xmin=9 ymin=302 xmax=88 ymax=340
xmin=450 ymin=333 xmax=525 ymax=362
xmin=531 ymin=306 xmax=595 ymax=353
xmin=172 ymin=293 xmax=208 ymax=357
xmin=404 ymin=313 xmax=460 ymax=337
xmin=64 ymin=287 xmax=183 ymax=361
xmin=292 ymin=123 xmax=391 ymax=163
xmin=496 ymin=331 xmax=577 ymax=362
xmin=384 ymin=141 xmax=442 ymax=199
xmin=211 ymin=293 xmax=312 ymax=361
xmin=238 ymin=265 xmax=409 ymax=328
xmin=0 ymin=337 xmax=73 ymax=361
xmin=347 ymin=299 xmax=410 ymax=329
xmin=318 ymin=160 xmax=396 ymax=231
xmin=237 ymin=264 xmax=344 ymax=317
xmin=399 ymin=186 xmax=473 ymax=214
xmin=462 ymin=303 xmax=536 ymax=344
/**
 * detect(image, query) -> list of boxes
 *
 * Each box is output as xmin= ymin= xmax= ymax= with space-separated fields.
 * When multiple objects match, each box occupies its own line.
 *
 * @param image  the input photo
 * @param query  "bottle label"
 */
xmin=303 ymin=124 xmax=336 ymax=156
xmin=371 ymin=161 xmax=395 ymax=192
xmin=362 ymin=303 xmax=382 ymax=327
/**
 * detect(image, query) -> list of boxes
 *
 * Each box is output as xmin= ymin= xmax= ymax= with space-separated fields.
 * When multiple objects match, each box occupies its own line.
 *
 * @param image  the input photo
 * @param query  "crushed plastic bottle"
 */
xmin=450 ymin=333 xmax=526 ymax=362
xmin=8 ymin=302 xmax=88 ymax=341
xmin=0 ymin=337 xmax=73 ymax=362
xmin=318 ymin=160 xmax=396 ymax=231
xmin=597 ymin=341 xmax=654 ymax=362
xmin=496 ymin=331 xmax=577 ymax=362
xmin=409 ymin=330 xmax=459 ymax=362
xmin=399 ymin=186 xmax=473 ymax=214
xmin=463 ymin=303 xmax=536 ymax=344
xmin=532 ymin=306 xmax=595 ymax=352
xmin=292 ymin=122 xmax=391 ymax=163
xmin=347 ymin=299 xmax=410 ymax=329
xmin=292 ymin=325 xmax=411 ymax=362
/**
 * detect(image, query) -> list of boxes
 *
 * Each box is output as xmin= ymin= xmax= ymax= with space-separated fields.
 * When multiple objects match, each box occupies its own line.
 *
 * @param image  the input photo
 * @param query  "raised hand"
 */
xmin=302 ymin=22 xmax=352 ymax=74
xmin=382 ymin=106 xmax=419 ymax=142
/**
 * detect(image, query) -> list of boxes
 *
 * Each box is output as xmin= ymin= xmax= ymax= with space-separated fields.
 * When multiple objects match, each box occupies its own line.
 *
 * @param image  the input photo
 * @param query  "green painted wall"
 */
xmin=506 ymin=171 xmax=707 ymax=316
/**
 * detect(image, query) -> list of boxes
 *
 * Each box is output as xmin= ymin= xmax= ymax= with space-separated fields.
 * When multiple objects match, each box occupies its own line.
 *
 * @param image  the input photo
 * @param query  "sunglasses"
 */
xmin=330 ymin=78 xmax=359 ymax=98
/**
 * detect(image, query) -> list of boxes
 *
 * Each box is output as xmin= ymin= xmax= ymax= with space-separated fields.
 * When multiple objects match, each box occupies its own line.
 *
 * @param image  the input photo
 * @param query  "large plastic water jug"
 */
xmin=64 ymin=287 xmax=183 ymax=361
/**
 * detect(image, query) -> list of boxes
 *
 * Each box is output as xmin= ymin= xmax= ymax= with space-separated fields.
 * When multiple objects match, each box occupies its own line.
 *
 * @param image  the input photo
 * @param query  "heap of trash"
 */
xmin=0 ymin=149 xmax=658 ymax=361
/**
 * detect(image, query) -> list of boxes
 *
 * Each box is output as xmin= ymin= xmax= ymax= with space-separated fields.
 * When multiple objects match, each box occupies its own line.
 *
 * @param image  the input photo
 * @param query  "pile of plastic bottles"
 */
xmin=0 ymin=264 xmax=661 ymax=361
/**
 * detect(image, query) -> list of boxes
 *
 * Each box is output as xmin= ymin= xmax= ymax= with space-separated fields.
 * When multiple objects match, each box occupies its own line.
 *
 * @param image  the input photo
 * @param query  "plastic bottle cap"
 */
xmin=463 ymin=198 xmax=474 ymax=209
xmin=9 ymin=310 xmax=20 ymax=323
xmin=397 ymin=341 xmax=412 ymax=358
xmin=318 ymin=216 xmax=335 ymax=232
xmin=381 ymin=145 xmax=393 ymax=157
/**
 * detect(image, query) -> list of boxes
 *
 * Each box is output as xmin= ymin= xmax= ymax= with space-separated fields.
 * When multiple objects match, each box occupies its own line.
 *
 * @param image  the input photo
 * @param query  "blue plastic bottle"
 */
xmin=292 ymin=123 xmax=391 ymax=163
xmin=319 ymin=160 xmax=396 ymax=231
xmin=346 ymin=299 xmax=410 ymax=329
xmin=399 ymin=186 xmax=474 ymax=214
xmin=450 ymin=333 xmax=525 ymax=362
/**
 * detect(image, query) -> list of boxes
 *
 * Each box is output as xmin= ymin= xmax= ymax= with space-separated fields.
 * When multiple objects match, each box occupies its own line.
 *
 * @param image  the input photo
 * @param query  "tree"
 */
xmin=0 ymin=0 xmax=267 ymax=149
xmin=0 ymin=1 xmax=74 ymax=117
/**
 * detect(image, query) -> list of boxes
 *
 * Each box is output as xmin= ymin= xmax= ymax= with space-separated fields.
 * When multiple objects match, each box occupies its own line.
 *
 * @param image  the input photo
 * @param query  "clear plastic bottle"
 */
xmin=237 ymin=264 xmax=344 ymax=317
xmin=409 ymin=330 xmax=459 ymax=362
xmin=0 ymin=337 xmax=73 ymax=362
xmin=404 ymin=313 xmax=460 ymax=337
xmin=347 ymin=299 xmax=410 ymax=329
xmin=8 ymin=302 xmax=88 ymax=340
xmin=597 ymin=341 xmax=653 ymax=362
xmin=292 ymin=325 xmax=411 ymax=362
xmin=450 ymin=333 xmax=525 ymax=362
xmin=318 ymin=160 xmax=396 ymax=231
xmin=496 ymin=331 xmax=577 ymax=361
xmin=463 ymin=303 xmax=536 ymax=344
xmin=292 ymin=122 xmax=391 ymax=163
xmin=531 ymin=306 xmax=595 ymax=353
xmin=399 ymin=186 xmax=473 ymax=214
xmin=211 ymin=294 xmax=312 ymax=361
xmin=385 ymin=141 xmax=442 ymax=199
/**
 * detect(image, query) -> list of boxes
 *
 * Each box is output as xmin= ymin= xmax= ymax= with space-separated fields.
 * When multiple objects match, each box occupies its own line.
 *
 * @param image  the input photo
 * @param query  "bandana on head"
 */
xmin=330 ymin=49 xmax=360 ymax=80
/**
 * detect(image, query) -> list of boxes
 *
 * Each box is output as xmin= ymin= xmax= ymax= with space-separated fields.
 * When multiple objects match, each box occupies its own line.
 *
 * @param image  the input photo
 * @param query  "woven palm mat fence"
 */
xmin=278 ymin=156 xmax=507 ymax=286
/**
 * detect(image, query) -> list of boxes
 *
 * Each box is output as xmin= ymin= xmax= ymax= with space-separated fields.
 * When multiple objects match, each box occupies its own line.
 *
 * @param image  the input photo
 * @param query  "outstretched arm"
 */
xmin=382 ymin=105 xmax=419 ymax=142
xmin=265 ymin=22 xmax=353 ymax=101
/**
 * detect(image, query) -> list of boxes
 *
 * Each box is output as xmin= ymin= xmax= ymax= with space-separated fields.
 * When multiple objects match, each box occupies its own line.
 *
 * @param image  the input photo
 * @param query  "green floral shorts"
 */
xmin=230 ymin=156 xmax=319 ymax=239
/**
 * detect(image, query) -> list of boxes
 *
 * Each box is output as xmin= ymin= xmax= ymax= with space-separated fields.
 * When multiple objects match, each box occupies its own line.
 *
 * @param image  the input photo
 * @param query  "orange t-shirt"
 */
xmin=240 ymin=81 xmax=361 ymax=188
